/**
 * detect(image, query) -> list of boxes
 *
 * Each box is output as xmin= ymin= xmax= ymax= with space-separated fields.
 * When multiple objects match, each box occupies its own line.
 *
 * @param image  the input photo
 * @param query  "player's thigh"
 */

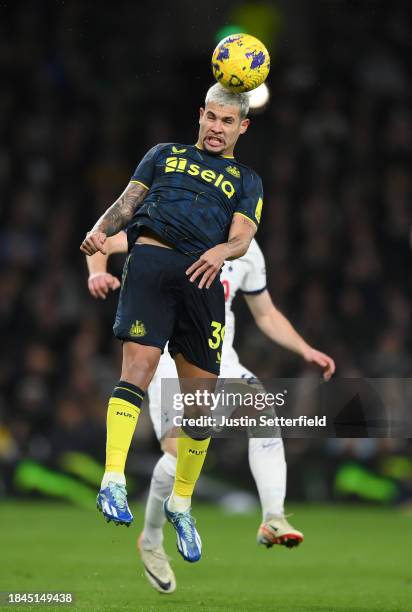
xmin=169 ymin=275 xmax=225 ymax=377
xmin=147 ymin=351 xmax=178 ymax=440
xmin=218 ymin=361 xmax=279 ymax=437
xmin=220 ymin=363 xmax=281 ymax=438
xmin=113 ymin=244 xmax=177 ymax=352
xmin=232 ymin=366 xmax=280 ymax=439
xmin=220 ymin=361 xmax=261 ymax=387
xmin=219 ymin=361 xmax=265 ymax=403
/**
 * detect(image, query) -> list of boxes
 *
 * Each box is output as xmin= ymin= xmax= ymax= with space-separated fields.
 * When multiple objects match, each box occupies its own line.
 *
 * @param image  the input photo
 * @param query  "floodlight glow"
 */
xmin=247 ymin=83 xmax=270 ymax=109
xmin=215 ymin=25 xmax=245 ymax=43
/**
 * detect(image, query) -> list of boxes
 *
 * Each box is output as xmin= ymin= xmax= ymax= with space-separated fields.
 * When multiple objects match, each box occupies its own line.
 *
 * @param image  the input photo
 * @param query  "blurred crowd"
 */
xmin=1 ymin=1 xmax=411 ymax=503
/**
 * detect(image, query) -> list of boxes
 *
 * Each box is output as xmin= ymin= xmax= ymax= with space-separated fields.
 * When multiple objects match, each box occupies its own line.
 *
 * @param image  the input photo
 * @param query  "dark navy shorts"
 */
xmin=113 ymin=244 xmax=225 ymax=375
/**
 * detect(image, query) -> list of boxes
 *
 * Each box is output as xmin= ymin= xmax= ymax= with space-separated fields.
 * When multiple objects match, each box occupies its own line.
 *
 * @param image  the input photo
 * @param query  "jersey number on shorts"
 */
xmin=208 ymin=321 xmax=226 ymax=350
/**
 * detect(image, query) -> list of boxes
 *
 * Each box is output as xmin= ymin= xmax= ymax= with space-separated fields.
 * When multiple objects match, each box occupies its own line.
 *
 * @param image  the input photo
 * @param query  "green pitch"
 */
xmin=1 ymin=501 xmax=411 ymax=612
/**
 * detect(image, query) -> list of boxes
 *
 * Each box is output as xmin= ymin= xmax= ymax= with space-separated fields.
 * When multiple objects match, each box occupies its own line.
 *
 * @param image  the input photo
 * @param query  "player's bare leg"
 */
xmin=138 ymin=436 xmax=177 ymax=593
xmin=97 ymin=342 xmax=161 ymax=526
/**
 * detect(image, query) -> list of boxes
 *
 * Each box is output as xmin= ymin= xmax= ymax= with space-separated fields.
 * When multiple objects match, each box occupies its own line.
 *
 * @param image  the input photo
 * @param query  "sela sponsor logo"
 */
xmin=164 ymin=156 xmax=236 ymax=199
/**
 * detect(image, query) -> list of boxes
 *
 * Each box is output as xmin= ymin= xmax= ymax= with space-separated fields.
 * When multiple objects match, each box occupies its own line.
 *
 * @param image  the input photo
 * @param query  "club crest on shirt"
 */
xmin=226 ymin=165 xmax=241 ymax=179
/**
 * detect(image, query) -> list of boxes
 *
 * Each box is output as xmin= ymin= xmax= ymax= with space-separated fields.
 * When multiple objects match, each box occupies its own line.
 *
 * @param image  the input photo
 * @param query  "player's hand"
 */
xmin=186 ymin=244 xmax=228 ymax=289
xmin=80 ymin=231 xmax=107 ymax=256
xmin=88 ymin=273 xmax=121 ymax=299
xmin=303 ymin=348 xmax=336 ymax=381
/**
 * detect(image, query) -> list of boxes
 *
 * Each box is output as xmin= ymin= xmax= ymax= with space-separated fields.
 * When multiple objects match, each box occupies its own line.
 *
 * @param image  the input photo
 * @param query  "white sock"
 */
xmin=248 ymin=437 xmax=286 ymax=520
xmin=167 ymin=493 xmax=191 ymax=513
xmin=142 ymin=452 xmax=176 ymax=549
xmin=101 ymin=471 xmax=126 ymax=489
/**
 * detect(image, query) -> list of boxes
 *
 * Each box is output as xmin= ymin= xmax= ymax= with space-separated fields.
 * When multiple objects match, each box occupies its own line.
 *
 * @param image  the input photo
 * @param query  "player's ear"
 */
xmin=199 ymin=107 xmax=205 ymax=123
xmin=239 ymin=117 xmax=250 ymax=134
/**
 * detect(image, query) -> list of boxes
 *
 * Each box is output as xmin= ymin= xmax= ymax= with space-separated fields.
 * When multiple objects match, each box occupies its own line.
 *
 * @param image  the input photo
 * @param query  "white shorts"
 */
xmin=147 ymin=351 xmax=262 ymax=440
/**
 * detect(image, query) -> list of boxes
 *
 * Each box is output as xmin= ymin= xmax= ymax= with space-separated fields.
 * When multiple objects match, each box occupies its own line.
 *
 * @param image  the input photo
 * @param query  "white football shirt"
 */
xmin=220 ymin=238 xmax=267 ymax=363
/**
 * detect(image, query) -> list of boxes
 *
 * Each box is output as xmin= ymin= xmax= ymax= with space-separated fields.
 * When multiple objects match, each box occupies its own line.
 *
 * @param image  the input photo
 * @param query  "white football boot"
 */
xmin=137 ymin=534 xmax=176 ymax=594
xmin=257 ymin=515 xmax=304 ymax=548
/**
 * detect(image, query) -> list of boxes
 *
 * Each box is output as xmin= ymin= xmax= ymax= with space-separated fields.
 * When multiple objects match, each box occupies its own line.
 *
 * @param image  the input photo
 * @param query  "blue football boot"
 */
xmin=96 ymin=482 xmax=133 ymax=526
xmin=164 ymin=496 xmax=202 ymax=562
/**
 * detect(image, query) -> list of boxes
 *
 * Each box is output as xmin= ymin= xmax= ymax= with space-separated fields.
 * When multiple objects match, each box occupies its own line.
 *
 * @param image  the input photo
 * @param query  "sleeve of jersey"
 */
xmin=234 ymin=171 xmax=263 ymax=230
xmin=240 ymin=242 xmax=267 ymax=295
xmin=130 ymin=144 xmax=163 ymax=190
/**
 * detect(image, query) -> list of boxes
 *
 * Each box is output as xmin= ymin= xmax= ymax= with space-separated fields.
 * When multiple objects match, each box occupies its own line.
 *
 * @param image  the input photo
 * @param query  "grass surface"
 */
xmin=1 ymin=501 xmax=411 ymax=611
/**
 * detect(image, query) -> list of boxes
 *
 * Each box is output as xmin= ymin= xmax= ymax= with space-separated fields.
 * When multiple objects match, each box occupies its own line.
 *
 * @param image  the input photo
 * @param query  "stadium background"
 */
xmin=1 ymin=0 xmax=412 ymax=523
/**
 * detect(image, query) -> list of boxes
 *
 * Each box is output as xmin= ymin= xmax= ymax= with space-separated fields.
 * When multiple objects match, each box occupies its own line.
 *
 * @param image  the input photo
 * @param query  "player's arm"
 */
xmin=244 ymin=290 xmax=336 ymax=380
xmin=226 ymin=213 xmax=257 ymax=259
xmin=87 ymin=231 xmax=128 ymax=299
xmin=186 ymin=213 xmax=256 ymax=290
xmin=80 ymin=182 xmax=147 ymax=256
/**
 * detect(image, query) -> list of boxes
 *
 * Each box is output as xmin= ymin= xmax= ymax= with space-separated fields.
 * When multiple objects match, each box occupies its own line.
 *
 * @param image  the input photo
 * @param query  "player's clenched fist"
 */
xmin=88 ymin=272 xmax=121 ymax=300
xmin=80 ymin=231 xmax=107 ymax=256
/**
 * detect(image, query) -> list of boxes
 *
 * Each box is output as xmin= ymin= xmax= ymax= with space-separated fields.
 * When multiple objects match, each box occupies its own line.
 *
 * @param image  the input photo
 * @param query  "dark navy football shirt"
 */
xmin=127 ymin=143 xmax=263 ymax=257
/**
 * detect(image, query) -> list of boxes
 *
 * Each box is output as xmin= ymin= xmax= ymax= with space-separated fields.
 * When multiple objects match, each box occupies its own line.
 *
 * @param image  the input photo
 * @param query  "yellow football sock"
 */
xmin=173 ymin=433 xmax=211 ymax=498
xmin=105 ymin=381 xmax=144 ymax=474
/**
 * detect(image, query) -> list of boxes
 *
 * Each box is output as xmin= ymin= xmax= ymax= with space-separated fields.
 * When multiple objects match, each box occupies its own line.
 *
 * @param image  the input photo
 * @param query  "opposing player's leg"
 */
xmin=138 ymin=435 xmax=177 ymax=593
xmin=97 ymin=342 xmax=161 ymax=526
xmin=141 ymin=355 xmax=178 ymax=548
xmin=221 ymin=361 xmax=303 ymax=547
xmin=249 ymin=438 xmax=303 ymax=548
xmin=138 ymin=355 xmax=178 ymax=593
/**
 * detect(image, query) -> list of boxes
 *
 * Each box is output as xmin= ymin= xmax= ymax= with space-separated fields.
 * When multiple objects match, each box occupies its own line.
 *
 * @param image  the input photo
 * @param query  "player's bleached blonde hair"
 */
xmin=205 ymin=83 xmax=250 ymax=119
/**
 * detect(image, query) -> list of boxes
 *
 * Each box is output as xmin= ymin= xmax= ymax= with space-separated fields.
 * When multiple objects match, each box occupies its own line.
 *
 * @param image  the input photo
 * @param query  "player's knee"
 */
xmin=160 ymin=436 xmax=177 ymax=457
xmin=121 ymin=342 xmax=161 ymax=388
xmin=249 ymin=437 xmax=284 ymax=454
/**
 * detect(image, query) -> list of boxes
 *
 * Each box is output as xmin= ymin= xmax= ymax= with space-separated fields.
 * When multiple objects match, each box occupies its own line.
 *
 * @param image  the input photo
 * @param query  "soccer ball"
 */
xmin=211 ymin=33 xmax=270 ymax=93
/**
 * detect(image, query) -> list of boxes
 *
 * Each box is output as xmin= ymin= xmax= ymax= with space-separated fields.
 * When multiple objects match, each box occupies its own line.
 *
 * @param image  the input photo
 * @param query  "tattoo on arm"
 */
xmin=227 ymin=235 xmax=244 ymax=248
xmin=92 ymin=182 xmax=148 ymax=236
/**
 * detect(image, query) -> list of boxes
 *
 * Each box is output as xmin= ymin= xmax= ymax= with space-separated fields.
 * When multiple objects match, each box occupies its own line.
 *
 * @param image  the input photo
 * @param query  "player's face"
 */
xmin=197 ymin=102 xmax=250 ymax=156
